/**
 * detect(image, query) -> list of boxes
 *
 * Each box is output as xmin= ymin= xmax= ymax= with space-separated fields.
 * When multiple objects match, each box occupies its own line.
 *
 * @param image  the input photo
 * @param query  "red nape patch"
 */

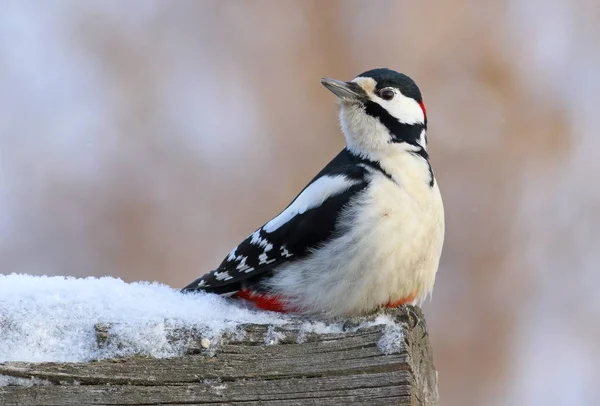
xmin=385 ymin=293 xmax=417 ymax=308
xmin=418 ymin=101 xmax=427 ymax=120
xmin=236 ymin=289 xmax=289 ymax=313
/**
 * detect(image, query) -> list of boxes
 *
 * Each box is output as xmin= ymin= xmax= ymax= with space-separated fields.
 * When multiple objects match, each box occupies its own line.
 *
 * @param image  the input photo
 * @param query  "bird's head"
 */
xmin=321 ymin=68 xmax=427 ymax=158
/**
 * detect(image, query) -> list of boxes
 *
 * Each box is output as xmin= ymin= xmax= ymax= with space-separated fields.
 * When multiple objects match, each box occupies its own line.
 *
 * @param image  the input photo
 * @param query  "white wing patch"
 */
xmin=250 ymin=231 xmax=270 ymax=248
xmin=250 ymin=231 xmax=276 ymax=264
xmin=227 ymin=248 xmax=237 ymax=261
xmin=214 ymin=271 xmax=233 ymax=281
xmin=264 ymin=175 xmax=360 ymax=233
xmin=235 ymin=256 xmax=254 ymax=273
xmin=258 ymin=253 xmax=277 ymax=265
xmin=281 ymin=247 xmax=293 ymax=258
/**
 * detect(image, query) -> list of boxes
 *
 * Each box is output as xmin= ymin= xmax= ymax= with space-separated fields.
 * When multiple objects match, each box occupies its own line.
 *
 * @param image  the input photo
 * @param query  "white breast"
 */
xmin=268 ymin=149 xmax=445 ymax=318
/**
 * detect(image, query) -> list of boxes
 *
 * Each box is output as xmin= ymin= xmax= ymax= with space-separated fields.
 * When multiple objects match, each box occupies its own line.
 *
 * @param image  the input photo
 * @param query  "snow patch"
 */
xmin=372 ymin=314 xmax=405 ymax=354
xmin=264 ymin=325 xmax=286 ymax=345
xmin=0 ymin=273 xmax=291 ymax=362
xmin=299 ymin=320 xmax=345 ymax=335
xmin=0 ymin=274 xmax=407 ymax=363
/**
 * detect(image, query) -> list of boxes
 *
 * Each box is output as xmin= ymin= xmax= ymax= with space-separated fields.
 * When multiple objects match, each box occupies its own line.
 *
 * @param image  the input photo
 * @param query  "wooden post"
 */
xmin=0 ymin=306 xmax=437 ymax=405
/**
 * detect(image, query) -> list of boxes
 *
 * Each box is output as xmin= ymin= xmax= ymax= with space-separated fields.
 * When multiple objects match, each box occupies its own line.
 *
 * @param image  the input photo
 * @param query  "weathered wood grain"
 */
xmin=0 ymin=306 xmax=437 ymax=405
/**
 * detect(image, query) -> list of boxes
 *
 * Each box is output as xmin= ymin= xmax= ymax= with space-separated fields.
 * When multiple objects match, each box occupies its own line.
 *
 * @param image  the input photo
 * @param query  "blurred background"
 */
xmin=1 ymin=0 xmax=599 ymax=404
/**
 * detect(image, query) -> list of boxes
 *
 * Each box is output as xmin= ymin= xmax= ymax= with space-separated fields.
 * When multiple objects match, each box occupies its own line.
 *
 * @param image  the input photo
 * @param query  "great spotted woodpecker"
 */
xmin=182 ymin=68 xmax=445 ymax=319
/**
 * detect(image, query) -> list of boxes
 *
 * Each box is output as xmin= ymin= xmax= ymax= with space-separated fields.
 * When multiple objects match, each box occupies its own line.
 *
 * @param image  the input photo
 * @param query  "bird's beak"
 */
xmin=320 ymin=78 xmax=366 ymax=102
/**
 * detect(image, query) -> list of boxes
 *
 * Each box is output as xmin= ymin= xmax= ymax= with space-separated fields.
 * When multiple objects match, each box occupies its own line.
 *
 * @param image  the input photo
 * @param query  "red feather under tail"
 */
xmin=238 ymin=289 xmax=418 ymax=314
xmin=385 ymin=293 xmax=417 ymax=308
xmin=236 ymin=289 xmax=289 ymax=313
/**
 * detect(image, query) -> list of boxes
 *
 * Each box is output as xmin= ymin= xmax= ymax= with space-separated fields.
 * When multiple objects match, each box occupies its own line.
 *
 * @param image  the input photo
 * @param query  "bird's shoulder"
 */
xmin=306 ymin=148 xmax=372 ymax=183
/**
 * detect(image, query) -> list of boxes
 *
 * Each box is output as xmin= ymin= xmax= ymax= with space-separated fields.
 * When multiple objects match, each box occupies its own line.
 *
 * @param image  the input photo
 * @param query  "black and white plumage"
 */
xmin=182 ymin=68 xmax=445 ymax=319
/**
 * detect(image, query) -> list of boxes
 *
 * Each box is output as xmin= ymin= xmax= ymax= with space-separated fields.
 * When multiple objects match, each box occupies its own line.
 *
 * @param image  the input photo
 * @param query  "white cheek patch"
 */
xmin=376 ymin=91 xmax=425 ymax=125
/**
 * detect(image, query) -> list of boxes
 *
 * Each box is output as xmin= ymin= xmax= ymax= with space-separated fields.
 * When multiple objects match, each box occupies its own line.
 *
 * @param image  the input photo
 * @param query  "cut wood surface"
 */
xmin=0 ymin=306 xmax=437 ymax=406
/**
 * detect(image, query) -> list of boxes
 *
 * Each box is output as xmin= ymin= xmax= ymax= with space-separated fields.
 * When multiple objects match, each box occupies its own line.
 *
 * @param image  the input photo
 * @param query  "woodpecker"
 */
xmin=182 ymin=68 xmax=445 ymax=319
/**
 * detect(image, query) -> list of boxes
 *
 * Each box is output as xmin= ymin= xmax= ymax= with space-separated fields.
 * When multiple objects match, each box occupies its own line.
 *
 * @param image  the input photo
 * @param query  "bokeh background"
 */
xmin=1 ymin=1 xmax=599 ymax=404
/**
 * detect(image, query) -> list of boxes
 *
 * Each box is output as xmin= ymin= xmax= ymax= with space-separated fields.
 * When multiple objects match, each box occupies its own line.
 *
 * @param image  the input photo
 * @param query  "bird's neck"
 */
xmin=356 ymin=142 xmax=435 ymax=189
xmin=343 ymin=124 xmax=429 ymax=161
xmin=341 ymin=112 xmax=434 ymax=187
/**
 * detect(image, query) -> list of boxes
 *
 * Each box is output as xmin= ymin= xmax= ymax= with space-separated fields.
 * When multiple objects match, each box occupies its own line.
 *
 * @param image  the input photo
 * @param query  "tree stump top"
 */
xmin=0 ymin=306 xmax=437 ymax=406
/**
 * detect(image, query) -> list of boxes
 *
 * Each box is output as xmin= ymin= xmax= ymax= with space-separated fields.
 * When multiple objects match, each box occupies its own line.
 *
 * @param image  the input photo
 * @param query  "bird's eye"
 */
xmin=379 ymin=89 xmax=395 ymax=101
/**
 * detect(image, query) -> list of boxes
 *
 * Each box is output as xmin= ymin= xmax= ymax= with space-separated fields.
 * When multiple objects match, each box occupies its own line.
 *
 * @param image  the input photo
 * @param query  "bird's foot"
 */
xmin=387 ymin=304 xmax=427 ymax=332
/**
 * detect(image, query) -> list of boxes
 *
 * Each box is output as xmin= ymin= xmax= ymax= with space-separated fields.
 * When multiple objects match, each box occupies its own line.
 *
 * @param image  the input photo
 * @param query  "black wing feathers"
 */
xmin=182 ymin=148 xmax=372 ymax=294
